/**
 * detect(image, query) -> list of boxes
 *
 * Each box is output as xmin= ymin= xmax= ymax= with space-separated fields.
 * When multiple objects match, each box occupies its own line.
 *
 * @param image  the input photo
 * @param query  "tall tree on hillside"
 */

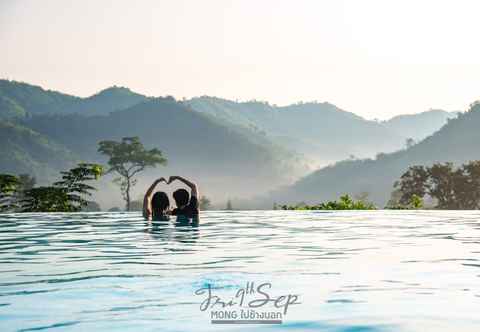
xmin=98 ymin=137 xmax=167 ymax=211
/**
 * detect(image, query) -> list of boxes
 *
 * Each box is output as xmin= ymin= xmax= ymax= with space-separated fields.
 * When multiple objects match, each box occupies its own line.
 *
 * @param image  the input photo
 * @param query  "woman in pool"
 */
xmin=143 ymin=177 xmax=170 ymax=221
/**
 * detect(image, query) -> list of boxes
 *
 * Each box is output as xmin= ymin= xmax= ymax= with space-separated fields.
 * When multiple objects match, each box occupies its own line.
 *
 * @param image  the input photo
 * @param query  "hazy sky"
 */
xmin=1 ymin=0 xmax=480 ymax=119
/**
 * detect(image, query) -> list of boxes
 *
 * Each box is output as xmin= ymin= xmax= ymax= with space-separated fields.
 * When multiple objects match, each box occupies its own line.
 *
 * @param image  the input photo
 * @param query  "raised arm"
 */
xmin=143 ymin=177 xmax=166 ymax=220
xmin=168 ymin=176 xmax=198 ymax=198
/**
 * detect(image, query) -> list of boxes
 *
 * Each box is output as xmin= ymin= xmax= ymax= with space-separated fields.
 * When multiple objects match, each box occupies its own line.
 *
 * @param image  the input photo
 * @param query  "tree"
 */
xmin=459 ymin=160 xmax=480 ymax=209
xmin=226 ymin=199 xmax=233 ymax=210
xmin=20 ymin=187 xmax=71 ymax=212
xmin=98 ymin=137 xmax=167 ymax=211
xmin=2 ymin=174 xmax=37 ymax=211
xmin=199 ymin=196 xmax=212 ymax=210
xmin=53 ymin=163 xmax=103 ymax=211
xmin=281 ymin=194 xmax=376 ymax=210
xmin=410 ymin=194 xmax=424 ymax=209
xmin=395 ymin=165 xmax=429 ymax=205
xmin=21 ymin=163 xmax=103 ymax=212
xmin=0 ymin=174 xmax=20 ymax=212
xmin=427 ymin=162 xmax=458 ymax=209
xmin=395 ymin=161 xmax=480 ymax=210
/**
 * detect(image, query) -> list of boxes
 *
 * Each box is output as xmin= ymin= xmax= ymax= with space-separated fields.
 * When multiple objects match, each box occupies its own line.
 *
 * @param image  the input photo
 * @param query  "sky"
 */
xmin=1 ymin=0 xmax=480 ymax=119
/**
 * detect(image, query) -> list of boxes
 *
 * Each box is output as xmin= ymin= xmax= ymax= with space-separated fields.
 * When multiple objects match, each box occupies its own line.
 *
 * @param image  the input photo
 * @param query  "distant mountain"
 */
xmin=21 ymin=98 xmax=309 ymax=202
xmin=0 ymin=80 xmax=78 ymax=119
xmin=0 ymin=120 xmax=76 ymax=181
xmin=0 ymin=80 xmax=149 ymax=118
xmin=383 ymin=109 xmax=459 ymax=141
xmin=1 ymin=79 xmax=468 ymax=208
xmin=63 ymin=86 xmax=149 ymax=116
xmin=267 ymin=102 xmax=480 ymax=208
xmin=187 ymin=97 xmax=406 ymax=166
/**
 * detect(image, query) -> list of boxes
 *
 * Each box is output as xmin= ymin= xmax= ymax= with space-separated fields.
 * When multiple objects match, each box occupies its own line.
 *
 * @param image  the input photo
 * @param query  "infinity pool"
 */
xmin=0 ymin=211 xmax=479 ymax=331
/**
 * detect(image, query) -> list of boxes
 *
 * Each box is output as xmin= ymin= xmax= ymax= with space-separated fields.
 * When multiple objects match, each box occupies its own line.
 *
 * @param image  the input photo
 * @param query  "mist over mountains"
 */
xmin=267 ymin=105 xmax=478 ymax=208
xmin=382 ymin=109 xmax=459 ymax=141
xmin=188 ymin=97 xmax=408 ymax=166
xmin=0 ymin=79 xmax=460 ymax=209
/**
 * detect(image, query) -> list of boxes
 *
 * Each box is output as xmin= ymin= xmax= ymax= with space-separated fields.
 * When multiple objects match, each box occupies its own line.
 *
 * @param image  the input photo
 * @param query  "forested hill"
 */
xmin=0 ymin=120 xmax=76 ymax=181
xmin=267 ymin=104 xmax=477 ymax=207
xmin=0 ymin=79 xmax=466 ymax=208
xmin=20 ymin=98 xmax=309 ymax=200
xmin=61 ymin=86 xmax=149 ymax=116
xmin=0 ymin=79 xmax=150 ymax=119
xmin=0 ymin=80 xmax=79 ymax=118
xmin=187 ymin=97 xmax=406 ymax=165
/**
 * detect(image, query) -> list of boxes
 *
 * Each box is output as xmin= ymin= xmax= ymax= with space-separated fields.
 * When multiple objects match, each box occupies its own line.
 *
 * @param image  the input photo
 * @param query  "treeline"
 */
xmin=0 ymin=163 xmax=102 ymax=212
xmin=392 ymin=161 xmax=480 ymax=209
xmin=281 ymin=194 xmax=376 ymax=210
xmin=281 ymin=160 xmax=480 ymax=210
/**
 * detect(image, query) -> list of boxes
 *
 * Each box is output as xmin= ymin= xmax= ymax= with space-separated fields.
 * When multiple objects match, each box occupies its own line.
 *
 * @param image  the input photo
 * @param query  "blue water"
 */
xmin=0 ymin=211 xmax=479 ymax=331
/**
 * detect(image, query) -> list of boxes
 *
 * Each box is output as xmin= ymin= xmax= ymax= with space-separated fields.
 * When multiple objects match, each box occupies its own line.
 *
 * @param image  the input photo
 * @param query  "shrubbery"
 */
xmin=281 ymin=194 xmax=376 ymax=210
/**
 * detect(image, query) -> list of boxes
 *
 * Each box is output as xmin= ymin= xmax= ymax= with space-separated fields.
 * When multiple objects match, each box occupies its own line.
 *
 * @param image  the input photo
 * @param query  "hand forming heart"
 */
xmin=156 ymin=176 xmax=179 ymax=185
xmin=167 ymin=176 xmax=178 ymax=184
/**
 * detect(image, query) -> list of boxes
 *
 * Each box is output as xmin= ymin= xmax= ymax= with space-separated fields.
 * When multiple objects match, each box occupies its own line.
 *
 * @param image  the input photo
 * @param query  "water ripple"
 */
xmin=0 ymin=210 xmax=480 ymax=331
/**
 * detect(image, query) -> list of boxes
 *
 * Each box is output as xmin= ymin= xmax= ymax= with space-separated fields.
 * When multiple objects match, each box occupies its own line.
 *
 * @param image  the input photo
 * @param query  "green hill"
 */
xmin=63 ymin=86 xmax=149 ymax=116
xmin=0 ymin=80 xmax=79 ymax=119
xmin=187 ymin=97 xmax=406 ymax=165
xmin=0 ymin=120 xmax=76 ymax=181
xmin=0 ymin=80 xmax=149 ymax=119
xmin=21 ymin=98 xmax=309 ymax=200
xmin=1 ymin=79 xmax=468 ymax=207
xmin=268 ymin=102 xmax=480 ymax=207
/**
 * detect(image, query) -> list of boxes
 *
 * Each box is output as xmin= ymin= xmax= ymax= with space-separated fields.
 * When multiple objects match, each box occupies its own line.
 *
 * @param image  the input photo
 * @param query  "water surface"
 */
xmin=1 ymin=211 xmax=479 ymax=331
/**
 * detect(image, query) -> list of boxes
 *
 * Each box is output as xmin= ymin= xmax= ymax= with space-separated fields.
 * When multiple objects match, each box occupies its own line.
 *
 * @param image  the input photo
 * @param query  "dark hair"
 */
xmin=173 ymin=188 xmax=189 ymax=207
xmin=151 ymin=191 xmax=169 ymax=217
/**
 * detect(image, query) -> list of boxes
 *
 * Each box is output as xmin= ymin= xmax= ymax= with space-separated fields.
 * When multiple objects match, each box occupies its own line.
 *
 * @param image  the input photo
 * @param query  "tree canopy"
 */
xmin=98 ymin=137 xmax=167 ymax=211
xmin=395 ymin=161 xmax=480 ymax=209
xmin=0 ymin=163 xmax=103 ymax=213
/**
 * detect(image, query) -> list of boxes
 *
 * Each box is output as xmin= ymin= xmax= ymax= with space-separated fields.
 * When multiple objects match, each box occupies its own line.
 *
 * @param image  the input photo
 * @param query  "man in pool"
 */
xmin=168 ymin=175 xmax=200 ymax=225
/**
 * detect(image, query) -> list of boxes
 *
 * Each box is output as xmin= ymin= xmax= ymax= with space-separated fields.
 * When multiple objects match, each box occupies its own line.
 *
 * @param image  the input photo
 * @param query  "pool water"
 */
xmin=1 ymin=211 xmax=479 ymax=331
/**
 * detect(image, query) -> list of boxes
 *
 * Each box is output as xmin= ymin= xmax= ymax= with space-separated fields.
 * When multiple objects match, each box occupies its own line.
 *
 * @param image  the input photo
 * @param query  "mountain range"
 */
xmin=0 ymin=79 xmax=461 ymax=208
xmin=266 ymin=105 xmax=478 ymax=208
xmin=382 ymin=109 xmax=458 ymax=141
xmin=188 ymin=97 xmax=403 ymax=166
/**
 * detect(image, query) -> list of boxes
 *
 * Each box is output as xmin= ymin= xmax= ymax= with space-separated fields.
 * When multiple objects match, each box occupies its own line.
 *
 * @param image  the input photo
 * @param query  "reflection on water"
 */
xmin=0 ymin=210 xmax=480 ymax=331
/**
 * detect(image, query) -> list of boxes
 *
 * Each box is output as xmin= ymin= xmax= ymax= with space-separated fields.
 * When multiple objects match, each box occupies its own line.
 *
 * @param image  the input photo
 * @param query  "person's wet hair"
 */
xmin=173 ymin=188 xmax=189 ymax=207
xmin=151 ymin=191 xmax=169 ymax=217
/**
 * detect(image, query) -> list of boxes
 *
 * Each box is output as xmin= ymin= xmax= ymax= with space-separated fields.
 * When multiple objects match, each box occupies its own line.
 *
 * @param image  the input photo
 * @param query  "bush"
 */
xmin=281 ymin=194 xmax=376 ymax=210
